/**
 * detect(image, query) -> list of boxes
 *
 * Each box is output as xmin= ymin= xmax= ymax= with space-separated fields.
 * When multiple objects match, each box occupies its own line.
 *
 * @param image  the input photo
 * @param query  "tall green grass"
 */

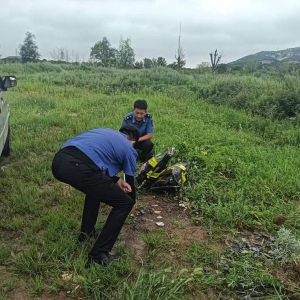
xmin=4 ymin=62 xmax=300 ymax=120
xmin=1 ymin=62 xmax=300 ymax=298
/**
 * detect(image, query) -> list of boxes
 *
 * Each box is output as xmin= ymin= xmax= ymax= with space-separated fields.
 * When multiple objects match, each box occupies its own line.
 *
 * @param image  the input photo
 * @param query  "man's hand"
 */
xmin=116 ymin=178 xmax=132 ymax=193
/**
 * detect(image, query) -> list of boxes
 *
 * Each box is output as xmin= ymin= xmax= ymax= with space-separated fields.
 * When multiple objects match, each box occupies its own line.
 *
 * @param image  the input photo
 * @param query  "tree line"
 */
xmin=11 ymin=31 xmax=223 ymax=72
xmin=6 ymin=32 xmax=300 ymax=76
xmin=90 ymin=37 xmax=170 ymax=69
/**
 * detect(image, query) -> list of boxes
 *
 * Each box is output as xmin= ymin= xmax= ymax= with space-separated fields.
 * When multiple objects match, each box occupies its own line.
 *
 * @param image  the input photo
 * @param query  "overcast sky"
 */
xmin=2 ymin=0 xmax=300 ymax=67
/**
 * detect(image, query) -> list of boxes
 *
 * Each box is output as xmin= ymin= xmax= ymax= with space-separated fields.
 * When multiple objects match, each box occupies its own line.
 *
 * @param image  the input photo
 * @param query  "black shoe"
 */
xmin=77 ymin=230 xmax=99 ymax=243
xmin=86 ymin=252 xmax=120 ymax=267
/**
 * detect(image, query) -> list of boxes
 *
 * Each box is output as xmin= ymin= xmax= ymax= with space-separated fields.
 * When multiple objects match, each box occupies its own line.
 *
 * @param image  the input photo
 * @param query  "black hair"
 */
xmin=134 ymin=99 xmax=148 ymax=110
xmin=119 ymin=125 xmax=140 ymax=142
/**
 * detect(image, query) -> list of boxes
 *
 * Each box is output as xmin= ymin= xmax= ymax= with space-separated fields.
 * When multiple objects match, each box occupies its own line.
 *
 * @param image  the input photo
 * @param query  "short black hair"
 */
xmin=119 ymin=125 xmax=140 ymax=142
xmin=134 ymin=99 xmax=148 ymax=110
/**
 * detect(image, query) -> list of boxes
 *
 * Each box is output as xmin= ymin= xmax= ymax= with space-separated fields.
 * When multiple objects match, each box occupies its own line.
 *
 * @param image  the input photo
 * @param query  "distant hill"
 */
xmin=228 ymin=47 xmax=300 ymax=67
xmin=0 ymin=56 xmax=20 ymax=63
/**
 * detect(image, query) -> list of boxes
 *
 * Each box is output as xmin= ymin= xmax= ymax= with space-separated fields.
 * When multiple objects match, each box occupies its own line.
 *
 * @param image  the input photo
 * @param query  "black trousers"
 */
xmin=51 ymin=151 xmax=134 ymax=254
xmin=134 ymin=140 xmax=154 ymax=162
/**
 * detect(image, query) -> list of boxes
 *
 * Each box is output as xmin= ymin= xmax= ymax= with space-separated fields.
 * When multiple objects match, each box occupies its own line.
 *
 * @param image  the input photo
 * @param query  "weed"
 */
xmin=273 ymin=227 xmax=300 ymax=265
xmin=141 ymin=231 xmax=165 ymax=251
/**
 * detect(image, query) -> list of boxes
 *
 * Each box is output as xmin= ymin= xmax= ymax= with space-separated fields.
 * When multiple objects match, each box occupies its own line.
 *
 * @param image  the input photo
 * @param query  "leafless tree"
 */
xmin=65 ymin=49 xmax=70 ymax=62
xmin=210 ymin=49 xmax=223 ymax=72
xmin=50 ymin=48 xmax=59 ymax=61
xmin=69 ymin=50 xmax=79 ymax=63
xmin=50 ymin=47 xmax=71 ymax=62
xmin=75 ymin=52 xmax=80 ymax=63
xmin=175 ymin=23 xmax=186 ymax=71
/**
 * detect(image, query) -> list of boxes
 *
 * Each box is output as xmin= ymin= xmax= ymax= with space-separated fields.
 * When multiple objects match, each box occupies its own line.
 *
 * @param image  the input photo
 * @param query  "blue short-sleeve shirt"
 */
xmin=61 ymin=128 xmax=137 ymax=176
xmin=122 ymin=112 xmax=154 ymax=137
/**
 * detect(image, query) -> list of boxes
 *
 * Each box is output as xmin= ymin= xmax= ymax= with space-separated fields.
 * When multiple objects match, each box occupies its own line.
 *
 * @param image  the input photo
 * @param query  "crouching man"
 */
xmin=122 ymin=99 xmax=154 ymax=162
xmin=51 ymin=125 xmax=139 ymax=266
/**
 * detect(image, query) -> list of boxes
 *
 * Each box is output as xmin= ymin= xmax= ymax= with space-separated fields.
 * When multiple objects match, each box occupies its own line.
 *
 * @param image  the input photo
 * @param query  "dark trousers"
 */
xmin=134 ymin=140 xmax=154 ymax=162
xmin=51 ymin=151 xmax=134 ymax=254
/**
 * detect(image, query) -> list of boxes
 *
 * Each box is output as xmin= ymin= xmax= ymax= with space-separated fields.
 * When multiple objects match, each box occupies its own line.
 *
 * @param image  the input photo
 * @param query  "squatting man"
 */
xmin=122 ymin=99 xmax=154 ymax=162
xmin=51 ymin=125 xmax=140 ymax=266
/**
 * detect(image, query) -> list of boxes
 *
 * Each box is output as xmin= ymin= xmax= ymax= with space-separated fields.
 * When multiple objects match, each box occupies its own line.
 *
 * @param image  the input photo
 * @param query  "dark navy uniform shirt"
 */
xmin=122 ymin=112 xmax=154 ymax=137
xmin=61 ymin=128 xmax=137 ymax=177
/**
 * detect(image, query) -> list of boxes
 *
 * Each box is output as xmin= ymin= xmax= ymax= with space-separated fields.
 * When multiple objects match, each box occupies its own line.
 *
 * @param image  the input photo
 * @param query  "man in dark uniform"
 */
xmin=51 ymin=125 xmax=140 ymax=266
xmin=122 ymin=99 xmax=154 ymax=162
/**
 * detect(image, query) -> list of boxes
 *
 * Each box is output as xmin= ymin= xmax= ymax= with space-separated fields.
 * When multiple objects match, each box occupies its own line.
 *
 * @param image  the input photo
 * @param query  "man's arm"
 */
xmin=138 ymin=133 xmax=153 ymax=142
xmin=124 ymin=175 xmax=135 ymax=202
xmin=122 ymin=153 xmax=137 ymax=201
xmin=139 ymin=116 xmax=154 ymax=142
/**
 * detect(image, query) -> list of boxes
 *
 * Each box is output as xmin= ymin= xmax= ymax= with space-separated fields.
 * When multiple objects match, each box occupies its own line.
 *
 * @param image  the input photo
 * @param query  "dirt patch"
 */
xmin=5 ymin=291 xmax=29 ymax=300
xmin=5 ymin=291 xmax=67 ymax=300
xmin=120 ymin=194 xmax=206 ymax=259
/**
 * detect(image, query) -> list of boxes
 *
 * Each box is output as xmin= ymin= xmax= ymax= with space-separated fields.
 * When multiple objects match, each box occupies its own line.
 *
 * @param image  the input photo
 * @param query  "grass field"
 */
xmin=1 ymin=63 xmax=300 ymax=299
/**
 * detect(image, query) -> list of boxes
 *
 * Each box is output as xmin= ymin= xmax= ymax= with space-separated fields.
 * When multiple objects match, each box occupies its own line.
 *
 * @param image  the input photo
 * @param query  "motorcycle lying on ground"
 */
xmin=135 ymin=147 xmax=190 ymax=193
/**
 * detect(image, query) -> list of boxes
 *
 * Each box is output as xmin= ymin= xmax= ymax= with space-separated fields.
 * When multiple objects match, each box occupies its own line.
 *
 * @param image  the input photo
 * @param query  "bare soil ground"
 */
xmin=120 ymin=193 xmax=206 ymax=259
xmin=5 ymin=291 xmax=68 ymax=300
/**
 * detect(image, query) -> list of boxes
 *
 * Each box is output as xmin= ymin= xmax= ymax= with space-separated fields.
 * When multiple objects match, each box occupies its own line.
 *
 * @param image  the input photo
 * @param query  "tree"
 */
xmin=167 ymin=62 xmax=178 ymax=70
xmin=157 ymin=57 xmax=167 ymax=67
xmin=19 ymin=32 xmax=40 ymax=63
xmin=209 ymin=49 xmax=222 ymax=72
xmin=278 ymin=62 xmax=290 ymax=77
xmin=116 ymin=38 xmax=135 ymax=69
xmin=143 ymin=58 xmax=153 ymax=69
xmin=143 ymin=57 xmax=167 ymax=69
xmin=217 ymin=63 xmax=227 ymax=74
xmin=174 ymin=23 xmax=186 ymax=71
xmin=151 ymin=58 xmax=158 ymax=67
xmin=196 ymin=62 xmax=211 ymax=74
xmin=243 ymin=58 xmax=259 ymax=73
xmin=134 ymin=61 xmax=144 ymax=69
xmin=231 ymin=65 xmax=243 ymax=72
xmin=90 ymin=37 xmax=117 ymax=67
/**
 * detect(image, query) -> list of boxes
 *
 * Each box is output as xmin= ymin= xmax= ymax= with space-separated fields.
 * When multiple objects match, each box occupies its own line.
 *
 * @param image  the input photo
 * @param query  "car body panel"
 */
xmin=0 ymin=75 xmax=17 ymax=156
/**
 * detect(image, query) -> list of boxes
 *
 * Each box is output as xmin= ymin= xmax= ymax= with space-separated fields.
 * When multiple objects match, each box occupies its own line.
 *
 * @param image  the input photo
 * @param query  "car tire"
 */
xmin=1 ymin=124 xmax=11 ymax=157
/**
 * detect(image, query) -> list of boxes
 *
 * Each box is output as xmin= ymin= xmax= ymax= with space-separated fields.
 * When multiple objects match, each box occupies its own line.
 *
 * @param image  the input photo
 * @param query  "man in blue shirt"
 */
xmin=51 ymin=125 xmax=140 ymax=266
xmin=122 ymin=100 xmax=154 ymax=162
